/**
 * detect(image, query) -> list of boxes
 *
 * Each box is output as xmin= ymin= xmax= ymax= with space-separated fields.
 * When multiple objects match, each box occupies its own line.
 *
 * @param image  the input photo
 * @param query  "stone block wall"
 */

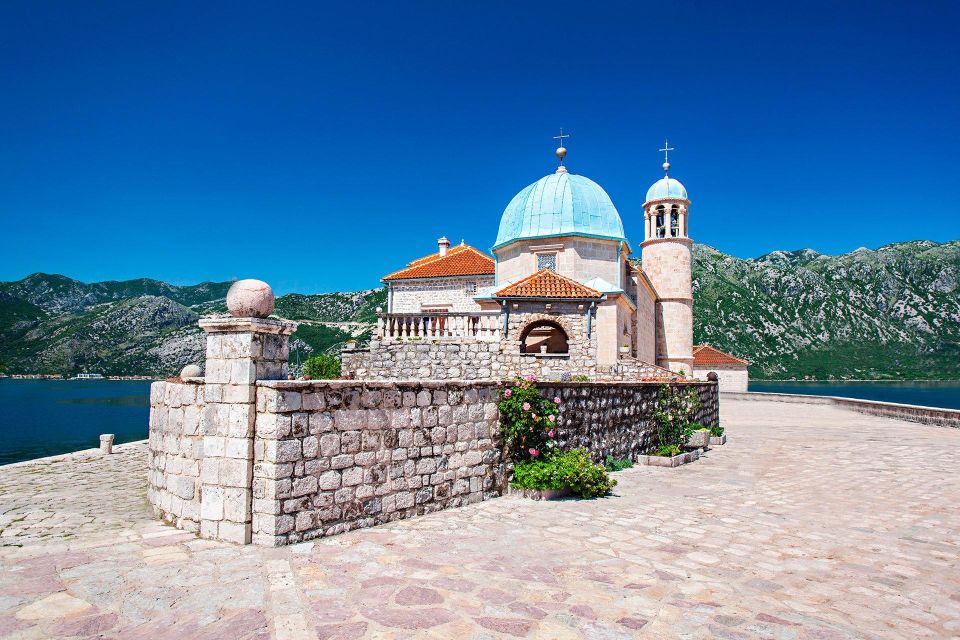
xmin=389 ymin=276 xmax=495 ymax=313
xmin=541 ymin=381 xmax=719 ymax=463
xmin=147 ymin=380 xmax=204 ymax=532
xmin=342 ymin=343 xmax=679 ymax=382
xmin=250 ymin=381 xmax=504 ymax=546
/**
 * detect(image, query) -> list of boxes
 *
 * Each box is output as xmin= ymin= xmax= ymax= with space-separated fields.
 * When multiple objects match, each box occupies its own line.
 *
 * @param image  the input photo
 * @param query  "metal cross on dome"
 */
xmin=659 ymin=139 xmax=674 ymax=175
xmin=659 ymin=139 xmax=674 ymax=163
xmin=553 ymin=129 xmax=570 ymax=167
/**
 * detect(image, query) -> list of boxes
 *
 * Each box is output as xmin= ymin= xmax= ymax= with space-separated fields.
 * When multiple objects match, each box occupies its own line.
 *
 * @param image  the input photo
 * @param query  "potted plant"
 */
xmin=638 ymin=384 xmax=703 ymax=467
xmin=709 ymin=424 xmax=726 ymax=445
xmin=686 ymin=423 xmax=711 ymax=450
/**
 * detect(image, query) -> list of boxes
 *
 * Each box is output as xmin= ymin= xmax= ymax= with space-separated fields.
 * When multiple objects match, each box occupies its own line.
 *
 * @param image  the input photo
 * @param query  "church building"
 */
xmin=343 ymin=139 xmax=696 ymax=381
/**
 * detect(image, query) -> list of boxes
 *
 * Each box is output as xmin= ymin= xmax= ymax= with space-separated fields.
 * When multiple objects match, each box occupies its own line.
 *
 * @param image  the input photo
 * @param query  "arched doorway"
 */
xmin=521 ymin=320 xmax=569 ymax=354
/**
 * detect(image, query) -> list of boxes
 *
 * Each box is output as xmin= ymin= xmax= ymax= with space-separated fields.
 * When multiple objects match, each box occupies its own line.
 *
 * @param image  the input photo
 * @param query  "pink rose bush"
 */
xmin=497 ymin=376 xmax=561 ymax=462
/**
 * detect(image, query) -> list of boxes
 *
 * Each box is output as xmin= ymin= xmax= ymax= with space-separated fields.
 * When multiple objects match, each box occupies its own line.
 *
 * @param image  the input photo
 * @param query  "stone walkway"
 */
xmin=1 ymin=398 xmax=959 ymax=639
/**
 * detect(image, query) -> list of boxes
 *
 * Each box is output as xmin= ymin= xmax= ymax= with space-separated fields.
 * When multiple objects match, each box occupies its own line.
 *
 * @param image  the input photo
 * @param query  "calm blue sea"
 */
xmin=0 ymin=379 xmax=152 ymax=466
xmin=2 ymin=379 xmax=959 ymax=466
xmin=749 ymin=381 xmax=960 ymax=410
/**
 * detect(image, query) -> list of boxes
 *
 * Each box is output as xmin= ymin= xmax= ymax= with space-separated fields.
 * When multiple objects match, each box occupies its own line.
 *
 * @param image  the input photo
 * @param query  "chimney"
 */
xmin=438 ymin=236 xmax=450 ymax=257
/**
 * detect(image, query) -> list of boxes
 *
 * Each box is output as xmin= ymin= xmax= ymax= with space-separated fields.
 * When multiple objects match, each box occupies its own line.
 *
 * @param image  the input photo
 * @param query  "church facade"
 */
xmin=342 ymin=144 xmax=695 ymax=381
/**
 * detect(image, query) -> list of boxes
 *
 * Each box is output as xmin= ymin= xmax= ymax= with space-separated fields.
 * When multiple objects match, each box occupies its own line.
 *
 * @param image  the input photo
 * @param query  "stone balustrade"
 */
xmin=376 ymin=311 xmax=502 ymax=343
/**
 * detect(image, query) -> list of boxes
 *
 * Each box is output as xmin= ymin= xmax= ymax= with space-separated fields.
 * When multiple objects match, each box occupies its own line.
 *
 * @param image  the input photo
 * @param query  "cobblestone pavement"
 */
xmin=1 ymin=398 xmax=959 ymax=639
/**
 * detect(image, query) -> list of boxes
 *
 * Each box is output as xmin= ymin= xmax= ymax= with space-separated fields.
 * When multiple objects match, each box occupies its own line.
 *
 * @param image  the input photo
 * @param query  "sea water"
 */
xmin=749 ymin=380 xmax=960 ymax=410
xmin=2 ymin=378 xmax=958 ymax=466
xmin=0 ymin=379 xmax=152 ymax=466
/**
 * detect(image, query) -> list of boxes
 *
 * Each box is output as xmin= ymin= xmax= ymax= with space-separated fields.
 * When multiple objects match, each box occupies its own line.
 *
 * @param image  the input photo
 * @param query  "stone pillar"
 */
xmin=678 ymin=208 xmax=686 ymax=238
xmin=197 ymin=316 xmax=296 ymax=543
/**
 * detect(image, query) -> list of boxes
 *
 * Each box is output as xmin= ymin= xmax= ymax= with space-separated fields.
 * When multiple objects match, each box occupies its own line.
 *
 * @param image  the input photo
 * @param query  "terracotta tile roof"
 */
xmin=693 ymin=344 xmax=750 ymax=366
xmin=495 ymin=269 xmax=603 ymax=299
xmin=383 ymin=245 xmax=495 ymax=281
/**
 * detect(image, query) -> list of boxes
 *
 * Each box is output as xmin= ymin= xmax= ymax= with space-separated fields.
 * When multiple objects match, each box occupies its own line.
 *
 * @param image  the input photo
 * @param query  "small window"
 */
xmin=537 ymin=253 xmax=557 ymax=271
xmin=465 ymin=281 xmax=477 ymax=294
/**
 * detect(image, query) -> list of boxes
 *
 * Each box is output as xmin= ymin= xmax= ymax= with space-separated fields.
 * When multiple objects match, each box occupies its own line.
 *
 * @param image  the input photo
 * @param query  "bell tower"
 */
xmin=640 ymin=141 xmax=694 ymax=376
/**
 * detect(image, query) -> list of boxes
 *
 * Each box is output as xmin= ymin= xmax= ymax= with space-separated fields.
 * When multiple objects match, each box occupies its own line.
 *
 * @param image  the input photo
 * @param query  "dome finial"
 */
xmin=553 ymin=128 xmax=570 ymax=174
xmin=659 ymin=139 xmax=674 ymax=176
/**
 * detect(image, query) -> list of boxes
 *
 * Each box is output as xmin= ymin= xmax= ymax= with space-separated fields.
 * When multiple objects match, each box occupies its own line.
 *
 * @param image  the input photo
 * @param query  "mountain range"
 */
xmin=1 ymin=240 xmax=957 ymax=380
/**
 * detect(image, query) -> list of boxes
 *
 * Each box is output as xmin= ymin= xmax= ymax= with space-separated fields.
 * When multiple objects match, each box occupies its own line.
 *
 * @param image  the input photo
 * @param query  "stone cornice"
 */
xmin=198 ymin=317 xmax=298 ymax=335
xmin=640 ymin=237 xmax=694 ymax=249
xmin=643 ymin=196 xmax=691 ymax=207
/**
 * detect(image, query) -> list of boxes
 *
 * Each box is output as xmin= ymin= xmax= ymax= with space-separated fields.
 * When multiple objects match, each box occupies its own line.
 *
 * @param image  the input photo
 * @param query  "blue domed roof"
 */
xmin=493 ymin=171 xmax=626 ymax=250
xmin=645 ymin=177 xmax=688 ymax=202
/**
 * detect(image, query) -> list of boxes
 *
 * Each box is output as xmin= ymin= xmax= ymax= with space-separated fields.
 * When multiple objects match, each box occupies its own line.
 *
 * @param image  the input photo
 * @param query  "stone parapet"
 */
xmin=250 ymin=380 xmax=505 ymax=546
xmin=147 ymin=380 xmax=204 ymax=532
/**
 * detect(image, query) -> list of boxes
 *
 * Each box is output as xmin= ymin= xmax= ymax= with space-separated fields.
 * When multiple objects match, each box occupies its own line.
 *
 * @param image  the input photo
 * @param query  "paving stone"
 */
xmin=1 ymin=399 xmax=959 ymax=638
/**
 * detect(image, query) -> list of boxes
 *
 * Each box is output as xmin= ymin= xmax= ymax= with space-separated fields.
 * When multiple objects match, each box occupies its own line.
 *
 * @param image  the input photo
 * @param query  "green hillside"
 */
xmin=1 ymin=241 xmax=957 ymax=379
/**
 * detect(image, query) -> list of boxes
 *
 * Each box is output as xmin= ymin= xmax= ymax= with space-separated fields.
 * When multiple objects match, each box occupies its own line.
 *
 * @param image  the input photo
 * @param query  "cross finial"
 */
xmin=553 ymin=129 xmax=570 ymax=172
xmin=659 ymin=139 xmax=674 ymax=175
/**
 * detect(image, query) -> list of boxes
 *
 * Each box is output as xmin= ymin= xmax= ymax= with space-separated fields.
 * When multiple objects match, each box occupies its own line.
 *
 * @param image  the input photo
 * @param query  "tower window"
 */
xmin=465 ymin=281 xmax=477 ymax=294
xmin=537 ymin=253 xmax=557 ymax=271
xmin=670 ymin=205 xmax=680 ymax=238
xmin=656 ymin=206 xmax=666 ymax=238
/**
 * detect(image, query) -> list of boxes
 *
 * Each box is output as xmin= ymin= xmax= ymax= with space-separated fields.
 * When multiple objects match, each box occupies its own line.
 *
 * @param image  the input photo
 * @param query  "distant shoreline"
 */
xmin=752 ymin=379 xmax=960 ymax=383
xmin=0 ymin=375 xmax=159 ymax=381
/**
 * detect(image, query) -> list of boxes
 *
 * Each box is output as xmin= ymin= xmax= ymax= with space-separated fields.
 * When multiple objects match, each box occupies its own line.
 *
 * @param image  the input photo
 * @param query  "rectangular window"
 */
xmin=537 ymin=253 xmax=557 ymax=271
xmin=465 ymin=281 xmax=477 ymax=294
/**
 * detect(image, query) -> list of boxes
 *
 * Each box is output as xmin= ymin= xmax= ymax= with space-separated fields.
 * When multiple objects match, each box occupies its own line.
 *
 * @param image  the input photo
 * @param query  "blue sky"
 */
xmin=1 ymin=1 xmax=958 ymax=294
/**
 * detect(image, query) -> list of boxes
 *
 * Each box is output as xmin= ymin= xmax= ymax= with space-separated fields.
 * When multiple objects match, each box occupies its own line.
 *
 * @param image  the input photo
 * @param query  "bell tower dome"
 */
xmin=640 ymin=141 xmax=694 ymax=375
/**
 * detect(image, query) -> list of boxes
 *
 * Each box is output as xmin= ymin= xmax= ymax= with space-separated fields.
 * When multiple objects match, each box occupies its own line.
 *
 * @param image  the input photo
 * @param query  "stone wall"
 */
xmin=389 ymin=276 xmax=495 ymax=313
xmin=147 ymin=380 xmax=204 ymax=532
xmin=342 ymin=342 xmax=679 ymax=382
xmin=542 ymin=381 xmax=719 ymax=462
xmin=250 ymin=381 xmax=504 ymax=546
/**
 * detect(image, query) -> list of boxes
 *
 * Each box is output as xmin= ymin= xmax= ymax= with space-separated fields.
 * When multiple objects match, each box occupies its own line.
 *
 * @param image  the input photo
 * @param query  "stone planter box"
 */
xmin=685 ymin=429 xmax=711 ymax=450
xmin=710 ymin=434 xmax=726 ymax=446
xmin=507 ymin=486 xmax=573 ymax=501
xmin=637 ymin=449 xmax=700 ymax=467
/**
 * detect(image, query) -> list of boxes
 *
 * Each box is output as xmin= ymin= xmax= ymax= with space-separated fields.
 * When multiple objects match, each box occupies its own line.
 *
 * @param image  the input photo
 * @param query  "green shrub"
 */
xmin=512 ymin=449 xmax=616 ymax=498
xmin=302 ymin=354 xmax=341 ymax=380
xmin=571 ymin=374 xmax=591 ymax=382
xmin=709 ymin=424 xmax=725 ymax=437
xmin=498 ymin=376 xmax=561 ymax=462
xmin=651 ymin=384 xmax=702 ymax=451
xmin=604 ymin=455 xmax=634 ymax=471
xmin=653 ymin=444 xmax=683 ymax=457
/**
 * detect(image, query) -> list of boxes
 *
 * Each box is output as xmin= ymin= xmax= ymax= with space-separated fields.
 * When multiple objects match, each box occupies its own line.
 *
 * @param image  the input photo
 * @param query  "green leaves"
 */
xmin=652 ymin=384 xmax=702 ymax=451
xmin=302 ymin=354 xmax=341 ymax=380
xmin=512 ymin=449 xmax=616 ymax=498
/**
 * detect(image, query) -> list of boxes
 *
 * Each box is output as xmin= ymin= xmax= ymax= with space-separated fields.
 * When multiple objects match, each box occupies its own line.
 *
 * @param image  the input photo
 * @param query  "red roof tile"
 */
xmin=383 ymin=245 xmax=495 ymax=281
xmin=693 ymin=344 xmax=749 ymax=366
xmin=495 ymin=269 xmax=602 ymax=299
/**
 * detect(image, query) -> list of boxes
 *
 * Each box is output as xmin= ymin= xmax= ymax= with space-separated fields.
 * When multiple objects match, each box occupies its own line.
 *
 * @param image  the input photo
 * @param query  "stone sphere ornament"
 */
xmin=226 ymin=279 xmax=275 ymax=318
xmin=180 ymin=364 xmax=202 ymax=378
